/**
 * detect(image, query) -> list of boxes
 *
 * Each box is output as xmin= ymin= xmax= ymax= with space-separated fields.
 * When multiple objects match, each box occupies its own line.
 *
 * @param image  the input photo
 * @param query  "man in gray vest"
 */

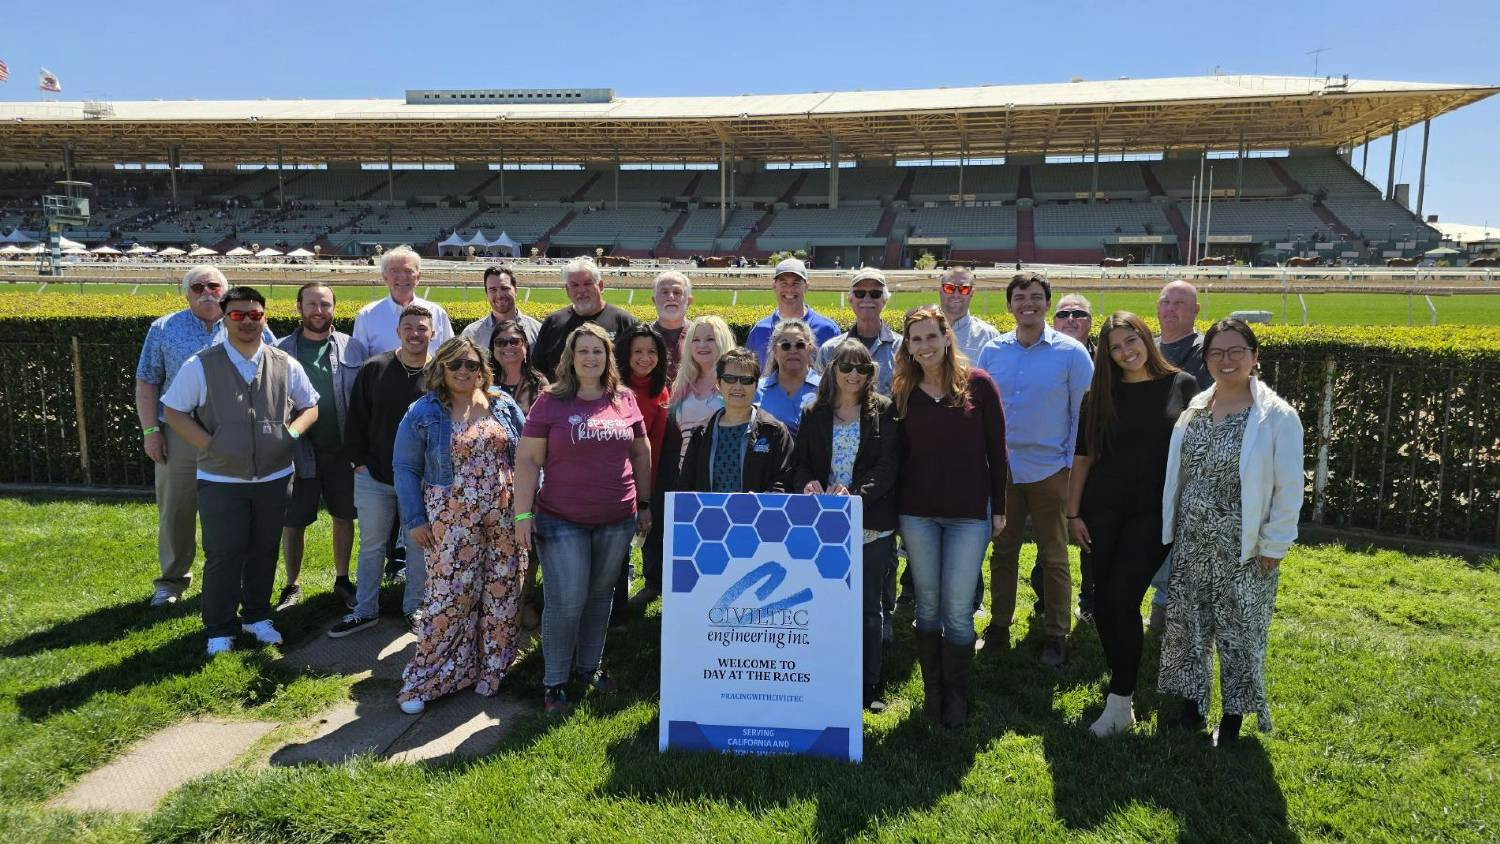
xmin=273 ymin=283 xmax=368 ymax=611
xmin=163 ymin=286 xmax=320 ymax=655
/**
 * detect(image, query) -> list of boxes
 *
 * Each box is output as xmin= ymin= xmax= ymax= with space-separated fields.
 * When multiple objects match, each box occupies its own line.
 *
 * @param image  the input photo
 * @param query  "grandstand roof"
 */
xmin=0 ymin=74 xmax=1494 ymax=165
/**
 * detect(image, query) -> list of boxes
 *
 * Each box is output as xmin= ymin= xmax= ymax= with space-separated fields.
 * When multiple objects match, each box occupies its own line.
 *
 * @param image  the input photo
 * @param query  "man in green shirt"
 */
xmin=274 ymin=283 xmax=369 ymax=610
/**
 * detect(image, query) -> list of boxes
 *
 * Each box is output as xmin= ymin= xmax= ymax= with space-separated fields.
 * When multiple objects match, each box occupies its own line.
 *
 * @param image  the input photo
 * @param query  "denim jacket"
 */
xmin=273 ymin=330 xmax=368 ymax=478
xmin=392 ymin=388 xmax=526 ymax=530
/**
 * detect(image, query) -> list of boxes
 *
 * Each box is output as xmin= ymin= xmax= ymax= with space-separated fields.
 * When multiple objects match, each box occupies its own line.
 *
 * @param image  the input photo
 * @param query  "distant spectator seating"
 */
xmin=1321 ymin=197 xmax=1438 ymax=241
xmin=1032 ymin=201 xmax=1168 ymax=236
xmin=1195 ymin=199 xmax=1331 ymax=240
xmin=1031 ymin=163 xmax=1148 ymax=200
xmin=670 ymin=208 xmax=757 ymax=252
xmin=906 ymin=165 xmax=1019 ymax=202
xmin=1152 ymin=159 xmax=1290 ymax=199
xmin=550 ymin=208 xmax=678 ymax=249
xmin=894 ymin=206 xmax=1017 ymax=250
xmin=395 ymin=170 xmax=496 ymax=200
xmin=759 ymin=207 xmax=884 ymax=243
xmin=1279 ymin=156 xmax=1372 ymax=197
xmin=482 ymin=170 xmax=591 ymax=203
xmin=281 ymin=170 xmax=389 ymax=202
xmin=327 ymin=206 xmax=474 ymax=251
xmin=578 ymin=170 xmax=694 ymax=204
xmin=463 ymin=206 xmax=570 ymax=244
xmin=735 ymin=170 xmax=801 ymax=204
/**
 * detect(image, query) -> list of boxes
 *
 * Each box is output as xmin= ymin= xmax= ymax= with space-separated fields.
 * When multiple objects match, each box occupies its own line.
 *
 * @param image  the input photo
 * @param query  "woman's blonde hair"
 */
xmin=423 ymin=337 xmax=494 ymax=407
xmin=547 ymin=322 xmax=622 ymax=401
xmin=671 ymin=315 xmax=735 ymax=406
xmin=764 ymin=318 xmax=815 ymax=378
xmin=891 ymin=305 xmax=970 ymax=417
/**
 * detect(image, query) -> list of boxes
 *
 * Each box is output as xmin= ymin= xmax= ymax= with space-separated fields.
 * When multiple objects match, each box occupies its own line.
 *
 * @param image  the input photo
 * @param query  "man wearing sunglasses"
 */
xmin=161 ymin=286 xmax=320 ymax=655
xmin=272 ymin=283 xmax=368 ymax=612
xmin=458 ymin=265 xmax=541 ymax=353
xmin=744 ymin=257 xmax=841 ymax=366
xmin=816 ymin=268 xmax=901 ymax=395
xmin=938 ymin=266 xmax=1000 ymax=362
xmin=1052 ymin=294 xmax=1095 ymax=357
xmin=136 ymin=265 xmax=274 ymax=608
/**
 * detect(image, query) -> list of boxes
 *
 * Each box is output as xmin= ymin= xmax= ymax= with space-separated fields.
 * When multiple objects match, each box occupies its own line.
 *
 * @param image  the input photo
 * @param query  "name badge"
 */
xmin=752 ymin=438 xmax=770 ymax=453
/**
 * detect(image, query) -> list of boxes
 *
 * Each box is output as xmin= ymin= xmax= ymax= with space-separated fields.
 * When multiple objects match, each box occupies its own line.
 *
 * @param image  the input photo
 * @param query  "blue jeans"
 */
xmin=536 ymin=511 xmax=636 ymax=687
xmin=353 ymin=470 xmax=426 ymax=619
xmin=899 ymin=515 xmax=991 ymax=647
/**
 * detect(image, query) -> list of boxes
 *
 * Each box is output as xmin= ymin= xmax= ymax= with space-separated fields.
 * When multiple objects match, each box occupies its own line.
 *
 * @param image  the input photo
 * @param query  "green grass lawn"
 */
xmin=0 ymin=497 xmax=1495 ymax=842
xmin=12 ymin=279 xmax=1500 ymax=325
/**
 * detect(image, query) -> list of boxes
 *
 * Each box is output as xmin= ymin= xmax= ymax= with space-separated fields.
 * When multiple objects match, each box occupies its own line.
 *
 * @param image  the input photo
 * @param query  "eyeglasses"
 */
xmin=1204 ymin=347 xmax=1252 ymax=363
xmin=189 ymin=282 xmax=224 ymax=294
xmin=226 ymin=310 xmax=264 ymax=322
xmin=777 ymin=340 xmax=808 ymax=351
xmin=719 ymin=373 xmax=758 ymax=386
xmin=836 ymin=362 xmax=875 ymax=375
xmin=445 ymin=359 xmax=483 ymax=372
xmin=850 ymin=289 xmax=883 ymax=300
xmin=492 ymin=337 xmax=525 ymax=348
xmin=941 ymin=282 xmax=974 ymax=295
xmin=1054 ymin=309 xmax=1091 ymax=320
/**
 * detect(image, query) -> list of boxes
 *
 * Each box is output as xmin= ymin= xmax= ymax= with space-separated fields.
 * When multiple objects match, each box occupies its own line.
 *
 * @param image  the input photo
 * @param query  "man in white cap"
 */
xmin=816 ymin=267 xmax=901 ymax=395
xmin=745 ymin=257 xmax=841 ymax=366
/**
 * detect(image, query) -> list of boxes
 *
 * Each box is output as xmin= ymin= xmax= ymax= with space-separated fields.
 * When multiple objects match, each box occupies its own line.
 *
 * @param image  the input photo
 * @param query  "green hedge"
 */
xmin=4 ymin=294 xmax=1498 ymax=547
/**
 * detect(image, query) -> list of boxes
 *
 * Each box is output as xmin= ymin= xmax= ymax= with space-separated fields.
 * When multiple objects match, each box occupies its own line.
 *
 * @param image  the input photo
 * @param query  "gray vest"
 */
xmin=195 ymin=344 xmax=296 ymax=480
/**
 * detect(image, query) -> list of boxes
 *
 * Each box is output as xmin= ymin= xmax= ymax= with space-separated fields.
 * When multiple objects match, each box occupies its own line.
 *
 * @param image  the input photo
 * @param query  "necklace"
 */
xmin=397 ymin=355 xmax=425 ymax=377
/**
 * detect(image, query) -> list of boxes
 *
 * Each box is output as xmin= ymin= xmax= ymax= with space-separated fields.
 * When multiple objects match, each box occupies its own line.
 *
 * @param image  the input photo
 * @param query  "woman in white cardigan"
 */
xmin=1157 ymin=318 xmax=1304 ymax=746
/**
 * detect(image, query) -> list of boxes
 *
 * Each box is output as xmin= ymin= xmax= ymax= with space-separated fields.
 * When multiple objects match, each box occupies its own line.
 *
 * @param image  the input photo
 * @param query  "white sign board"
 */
xmin=660 ymin=492 xmax=863 ymax=762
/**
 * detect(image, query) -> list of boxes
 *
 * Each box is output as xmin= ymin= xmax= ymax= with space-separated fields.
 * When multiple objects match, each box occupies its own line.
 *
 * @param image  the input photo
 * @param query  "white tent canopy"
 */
xmin=158 ymin=246 xmax=187 ymax=256
xmin=466 ymin=230 xmax=491 ymax=247
xmin=0 ymin=244 xmax=22 ymax=254
xmin=125 ymin=244 xmax=156 ymax=255
xmin=58 ymin=236 xmax=85 ymax=250
xmin=90 ymin=245 xmax=122 ymax=255
xmin=255 ymin=247 xmax=283 ymax=258
xmin=438 ymin=232 xmax=466 ymax=248
xmin=490 ymin=231 xmax=520 ymax=257
xmin=286 ymin=247 xmax=315 ymax=257
xmin=224 ymin=246 xmax=254 ymax=257
xmin=187 ymin=246 xmax=219 ymax=257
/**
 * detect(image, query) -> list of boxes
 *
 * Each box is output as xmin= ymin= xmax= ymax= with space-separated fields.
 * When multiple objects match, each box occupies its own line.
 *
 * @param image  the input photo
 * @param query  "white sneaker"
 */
xmin=150 ymin=587 xmax=179 ymax=607
xmin=1089 ymin=693 xmax=1137 ymax=738
xmin=241 ymin=619 xmax=284 ymax=646
xmin=206 ymin=636 xmax=234 ymax=656
xmin=399 ymin=698 xmax=426 ymax=715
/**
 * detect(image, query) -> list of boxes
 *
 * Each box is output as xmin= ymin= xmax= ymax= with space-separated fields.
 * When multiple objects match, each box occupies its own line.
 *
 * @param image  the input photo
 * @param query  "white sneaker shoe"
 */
xmin=1089 ymin=693 xmax=1136 ymax=738
xmin=206 ymin=636 xmax=234 ymax=656
xmin=150 ymin=587 xmax=179 ymax=607
xmin=399 ymin=698 xmax=426 ymax=715
xmin=241 ymin=619 xmax=283 ymax=646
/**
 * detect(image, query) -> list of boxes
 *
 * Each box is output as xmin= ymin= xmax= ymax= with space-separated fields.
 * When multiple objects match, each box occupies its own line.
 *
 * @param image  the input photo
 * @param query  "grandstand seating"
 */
xmin=550 ymin=208 xmax=679 ymax=250
xmin=894 ymin=206 xmax=1017 ymax=250
xmin=758 ymin=207 xmax=884 ymax=245
xmin=1278 ymin=156 xmax=1372 ymax=197
xmin=1321 ymin=196 xmax=1437 ymax=240
xmin=327 ymin=206 xmax=473 ymax=250
xmin=736 ymin=170 xmax=801 ymax=203
xmin=1031 ymin=201 xmax=1169 ymax=236
xmin=907 ymin=165 xmax=1019 ymax=202
xmin=463 ymin=206 xmax=571 ymax=244
xmin=1193 ymin=198 xmax=1331 ymax=240
xmin=281 ymin=170 xmax=389 ymax=202
xmin=1031 ymin=163 xmax=1148 ymax=200
xmin=1151 ymin=159 xmax=1289 ymax=198
xmin=395 ymin=170 xmax=495 ymax=199
xmin=834 ymin=166 xmax=905 ymax=203
xmin=481 ymin=169 xmax=592 ymax=203
xmin=577 ymin=170 xmax=694 ymax=204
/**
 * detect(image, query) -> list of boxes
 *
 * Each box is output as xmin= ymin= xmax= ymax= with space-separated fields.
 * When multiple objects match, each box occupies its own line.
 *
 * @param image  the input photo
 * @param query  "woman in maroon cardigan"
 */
xmin=892 ymin=305 xmax=1008 ymax=728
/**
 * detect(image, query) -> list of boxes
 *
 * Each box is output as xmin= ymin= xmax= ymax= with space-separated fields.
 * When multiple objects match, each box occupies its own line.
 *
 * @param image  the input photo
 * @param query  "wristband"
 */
xmin=142 ymin=426 xmax=161 ymax=436
xmin=637 ymin=500 xmax=652 ymax=511
xmin=1066 ymin=514 xmax=1081 ymax=520
xmin=514 ymin=511 xmax=534 ymax=522
xmin=288 ymin=427 xmax=301 ymax=440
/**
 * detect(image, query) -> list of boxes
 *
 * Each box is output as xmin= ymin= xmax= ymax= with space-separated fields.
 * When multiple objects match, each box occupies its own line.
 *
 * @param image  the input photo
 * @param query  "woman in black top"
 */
xmin=1066 ymin=312 xmax=1198 ymax=738
xmin=678 ymin=347 xmax=794 ymax=493
xmin=791 ymin=340 xmax=901 ymax=713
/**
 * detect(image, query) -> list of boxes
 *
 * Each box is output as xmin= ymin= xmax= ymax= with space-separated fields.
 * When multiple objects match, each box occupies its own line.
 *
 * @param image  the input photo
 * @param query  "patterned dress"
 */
xmin=399 ymin=415 xmax=528 ymax=703
xmin=1157 ymin=407 xmax=1281 ymax=731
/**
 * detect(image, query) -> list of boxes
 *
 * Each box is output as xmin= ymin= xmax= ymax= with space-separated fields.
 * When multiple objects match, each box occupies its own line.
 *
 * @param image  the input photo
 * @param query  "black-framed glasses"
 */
xmin=492 ymin=337 xmax=525 ymax=348
xmin=777 ymin=340 xmax=808 ymax=351
xmin=850 ymin=289 xmax=883 ymax=300
xmin=941 ymin=282 xmax=974 ymax=295
xmin=1054 ymin=309 xmax=1091 ymax=320
xmin=1204 ymin=347 xmax=1252 ymax=363
xmin=445 ymin=359 xmax=483 ymax=372
xmin=719 ymin=373 xmax=758 ymax=386
xmin=836 ymin=362 xmax=875 ymax=375
xmin=226 ymin=310 xmax=264 ymax=322
xmin=189 ymin=281 xmax=223 ymax=294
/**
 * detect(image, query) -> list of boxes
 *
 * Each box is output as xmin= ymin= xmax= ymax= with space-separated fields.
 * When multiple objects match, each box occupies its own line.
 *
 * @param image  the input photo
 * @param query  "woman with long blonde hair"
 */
xmin=670 ymin=314 xmax=734 ymax=439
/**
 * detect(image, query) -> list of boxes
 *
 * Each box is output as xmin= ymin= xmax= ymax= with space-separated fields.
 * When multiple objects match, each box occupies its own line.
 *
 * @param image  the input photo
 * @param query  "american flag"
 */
xmin=39 ymin=68 xmax=61 ymax=93
xmin=0 ymin=59 xmax=9 ymax=84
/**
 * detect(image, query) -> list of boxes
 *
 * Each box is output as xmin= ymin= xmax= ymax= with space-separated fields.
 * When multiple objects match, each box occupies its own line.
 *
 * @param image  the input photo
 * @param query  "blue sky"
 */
xmin=3 ymin=0 xmax=1497 ymax=224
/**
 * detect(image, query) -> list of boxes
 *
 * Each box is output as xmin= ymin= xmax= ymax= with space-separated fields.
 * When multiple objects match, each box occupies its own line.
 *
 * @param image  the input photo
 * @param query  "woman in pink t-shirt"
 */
xmin=514 ymin=323 xmax=652 ymax=716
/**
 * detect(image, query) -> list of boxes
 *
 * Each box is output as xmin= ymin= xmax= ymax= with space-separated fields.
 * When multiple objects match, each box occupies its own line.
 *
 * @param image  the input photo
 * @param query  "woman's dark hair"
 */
xmin=488 ymin=319 xmax=544 ymax=406
xmin=1083 ymin=311 xmax=1179 ymax=459
xmin=811 ymin=339 xmax=880 ymax=417
xmin=1202 ymin=317 xmax=1261 ymax=355
xmin=614 ymin=323 xmax=669 ymax=395
xmin=716 ymin=347 xmax=760 ymax=379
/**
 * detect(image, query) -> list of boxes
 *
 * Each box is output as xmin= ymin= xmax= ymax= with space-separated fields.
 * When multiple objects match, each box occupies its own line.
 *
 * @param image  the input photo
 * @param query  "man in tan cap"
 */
xmin=816 ymin=267 xmax=901 ymax=395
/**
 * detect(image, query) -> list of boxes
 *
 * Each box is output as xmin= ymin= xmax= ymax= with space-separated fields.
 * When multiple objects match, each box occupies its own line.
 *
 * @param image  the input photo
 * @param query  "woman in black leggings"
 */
xmin=1066 ymin=312 xmax=1197 ymax=737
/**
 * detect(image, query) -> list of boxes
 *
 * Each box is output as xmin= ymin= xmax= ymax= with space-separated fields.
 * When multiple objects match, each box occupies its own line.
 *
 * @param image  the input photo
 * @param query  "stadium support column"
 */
xmin=1415 ymin=118 xmax=1431 ymax=218
xmin=387 ymin=146 xmax=394 ymax=202
xmin=828 ymin=141 xmax=840 ymax=210
xmin=1361 ymin=131 xmax=1370 ymax=178
xmin=728 ymin=145 xmax=736 ymax=211
xmin=168 ymin=146 xmax=180 ymax=207
xmin=613 ymin=150 xmax=621 ymax=210
xmin=276 ymin=145 xmax=285 ymax=209
xmin=719 ymin=142 xmax=727 ymax=228
xmin=63 ymin=142 xmax=74 ymax=184
xmin=1089 ymin=134 xmax=1100 ymax=205
xmin=498 ymin=145 xmax=505 ymax=205
xmin=1235 ymin=128 xmax=1245 ymax=202
xmin=1385 ymin=122 xmax=1399 ymax=201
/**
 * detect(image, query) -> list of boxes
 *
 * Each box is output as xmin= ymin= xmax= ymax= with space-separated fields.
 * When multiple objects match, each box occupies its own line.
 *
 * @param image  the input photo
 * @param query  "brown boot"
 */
xmin=914 ymin=629 xmax=944 ymax=722
xmin=940 ymin=640 xmax=974 ymax=728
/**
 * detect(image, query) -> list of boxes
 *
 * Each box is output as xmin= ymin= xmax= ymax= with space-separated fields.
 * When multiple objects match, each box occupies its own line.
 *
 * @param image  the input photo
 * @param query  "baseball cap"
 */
xmin=773 ymin=257 xmax=807 ymax=282
xmin=849 ymin=267 xmax=887 ymax=288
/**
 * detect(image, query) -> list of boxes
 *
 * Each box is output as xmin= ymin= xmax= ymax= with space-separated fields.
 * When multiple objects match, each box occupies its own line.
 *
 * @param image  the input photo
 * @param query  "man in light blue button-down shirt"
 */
xmin=975 ymin=272 xmax=1092 ymax=665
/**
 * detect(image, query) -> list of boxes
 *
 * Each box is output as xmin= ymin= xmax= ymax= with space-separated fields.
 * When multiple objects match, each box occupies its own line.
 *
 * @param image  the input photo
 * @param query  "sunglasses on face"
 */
xmin=226 ymin=310 xmax=264 ymax=322
xmin=445 ymin=359 xmax=483 ymax=372
xmin=493 ymin=337 xmax=525 ymax=348
xmin=836 ymin=362 xmax=875 ymax=375
xmin=777 ymin=340 xmax=808 ymax=351
xmin=1205 ymin=347 xmax=1251 ymax=362
xmin=719 ymin=373 xmax=758 ymax=386
xmin=189 ymin=282 xmax=224 ymax=294
xmin=941 ymin=282 xmax=974 ymax=295
xmin=850 ymin=289 xmax=883 ymax=300
xmin=1054 ymin=309 xmax=1091 ymax=320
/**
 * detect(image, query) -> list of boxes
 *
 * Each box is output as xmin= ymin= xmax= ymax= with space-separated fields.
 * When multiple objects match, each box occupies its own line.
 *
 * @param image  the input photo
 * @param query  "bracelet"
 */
xmin=514 ymin=511 xmax=534 ymax=522
xmin=288 ymin=427 xmax=301 ymax=440
xmin=1066 ymin=514 xmax=1081 ymax=520
xmin=142 ymin=426 xmax=161 ymax=437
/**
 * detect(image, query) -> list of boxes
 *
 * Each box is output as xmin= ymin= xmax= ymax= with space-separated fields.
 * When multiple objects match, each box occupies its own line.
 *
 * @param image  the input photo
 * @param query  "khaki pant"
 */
xmin=153 ymin=426 xmax=199 ymax=595
xmin=989 ymin=468 xmax=1072 ymax=640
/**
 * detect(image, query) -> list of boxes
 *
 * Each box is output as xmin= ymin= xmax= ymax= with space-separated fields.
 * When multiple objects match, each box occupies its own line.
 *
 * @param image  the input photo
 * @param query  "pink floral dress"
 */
xmin=399 ymin=414 xmax=528 ymax=703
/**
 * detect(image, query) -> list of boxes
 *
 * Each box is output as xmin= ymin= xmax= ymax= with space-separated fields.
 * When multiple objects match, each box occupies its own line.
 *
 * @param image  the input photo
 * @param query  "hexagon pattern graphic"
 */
xmin=668 ymin=492 xmax=856 ymax=592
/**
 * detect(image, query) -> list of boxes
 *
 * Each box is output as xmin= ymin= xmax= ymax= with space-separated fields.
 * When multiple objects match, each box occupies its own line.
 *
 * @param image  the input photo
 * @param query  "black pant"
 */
xmin=199 ymin=477 xmax=292 ymax=639
xmin=863 ymin=534 xmax=896 ymax=688
xmin=1085 ymin=506 xmax=1170 ymax=696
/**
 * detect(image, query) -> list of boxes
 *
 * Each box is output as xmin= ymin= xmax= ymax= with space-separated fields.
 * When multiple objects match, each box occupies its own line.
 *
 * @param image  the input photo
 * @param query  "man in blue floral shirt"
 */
xmin=135 ymin=265 xmax=273 ymax=607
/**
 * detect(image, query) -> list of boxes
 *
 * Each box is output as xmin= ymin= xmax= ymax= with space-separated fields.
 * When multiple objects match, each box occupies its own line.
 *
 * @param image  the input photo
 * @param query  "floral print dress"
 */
xmin=1157 ymin=407 xmax=1281 ymax=731
xmin=399 ymin=415 xmax=528 ymax=703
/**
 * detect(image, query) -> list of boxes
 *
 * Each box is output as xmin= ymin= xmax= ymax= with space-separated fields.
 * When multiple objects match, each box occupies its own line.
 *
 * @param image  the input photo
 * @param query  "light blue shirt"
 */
xmin=755 ymin=371 xmax=820 ymax=437
xmin=816 ymin=323 xmax=901 ymax=396
xmin=976 ymin=326 xmax=1093 ymax=484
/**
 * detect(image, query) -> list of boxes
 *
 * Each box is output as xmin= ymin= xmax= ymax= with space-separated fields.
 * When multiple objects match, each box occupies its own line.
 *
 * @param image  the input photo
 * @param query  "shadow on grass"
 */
xmin=1 ymin=594 xmax=200 ymax=658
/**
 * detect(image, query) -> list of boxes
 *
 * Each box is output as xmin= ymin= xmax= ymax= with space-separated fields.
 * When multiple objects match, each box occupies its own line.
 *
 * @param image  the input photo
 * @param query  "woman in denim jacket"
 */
xmin=392 ymin=337 xmax=527 ymax=715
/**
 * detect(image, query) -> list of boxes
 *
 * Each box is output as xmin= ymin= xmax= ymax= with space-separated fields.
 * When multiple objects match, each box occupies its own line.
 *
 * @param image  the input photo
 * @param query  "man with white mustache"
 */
xmin=136 ymin=265 xmax=273 ymax=608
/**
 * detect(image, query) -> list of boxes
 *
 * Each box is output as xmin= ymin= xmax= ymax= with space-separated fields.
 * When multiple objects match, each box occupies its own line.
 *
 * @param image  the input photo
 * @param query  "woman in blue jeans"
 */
xmin=891 ymin=306 xmax=1009 ymax=728
xmin=513 ymin=323 xmax=653 ymax=716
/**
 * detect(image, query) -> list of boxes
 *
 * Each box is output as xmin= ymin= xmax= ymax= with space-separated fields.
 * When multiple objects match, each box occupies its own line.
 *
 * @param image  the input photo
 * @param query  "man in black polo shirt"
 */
xmin=532 ymin=256 xmax=638 ymax=380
